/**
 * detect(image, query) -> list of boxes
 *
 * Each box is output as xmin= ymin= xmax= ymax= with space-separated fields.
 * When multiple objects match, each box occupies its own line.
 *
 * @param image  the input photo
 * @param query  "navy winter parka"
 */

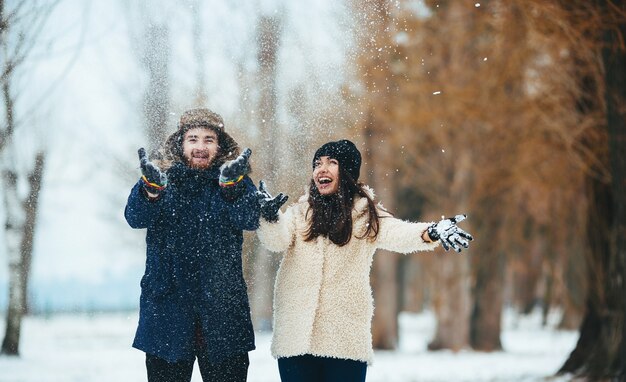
xmin=124 ymin=162 xmax=260 ymax=363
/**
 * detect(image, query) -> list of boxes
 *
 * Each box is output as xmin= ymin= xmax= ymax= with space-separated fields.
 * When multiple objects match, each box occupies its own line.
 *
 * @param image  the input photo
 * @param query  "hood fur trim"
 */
xmin=296 ymin=185 xmax=377 ymax=213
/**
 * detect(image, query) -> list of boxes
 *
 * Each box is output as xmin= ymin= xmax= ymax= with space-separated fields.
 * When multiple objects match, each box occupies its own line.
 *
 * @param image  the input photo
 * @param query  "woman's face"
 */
xmin=313 ymin=156 xmax=340 ymax=195
xmin=182 ymin=128 xmax=219 ymax=169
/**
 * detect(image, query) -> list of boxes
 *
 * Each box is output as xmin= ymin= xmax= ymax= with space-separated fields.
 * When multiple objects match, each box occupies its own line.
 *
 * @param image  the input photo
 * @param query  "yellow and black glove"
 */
xmin=138 ymin=148 xmax=167 ymax=196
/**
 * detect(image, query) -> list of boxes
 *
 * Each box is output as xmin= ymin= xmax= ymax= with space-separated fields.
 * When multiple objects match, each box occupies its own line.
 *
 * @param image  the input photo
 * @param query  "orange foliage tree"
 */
xmin=348 ymin=0 xmax=604 ymax=353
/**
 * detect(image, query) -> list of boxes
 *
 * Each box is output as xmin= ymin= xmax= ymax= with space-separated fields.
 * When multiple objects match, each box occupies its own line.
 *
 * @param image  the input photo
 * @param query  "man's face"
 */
xmin=182 ymin=128 xmax=219 ymax=169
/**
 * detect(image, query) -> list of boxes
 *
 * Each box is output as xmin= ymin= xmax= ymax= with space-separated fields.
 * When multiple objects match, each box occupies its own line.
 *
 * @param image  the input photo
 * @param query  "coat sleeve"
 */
xmin=124 ymin=180 xmax=165 ymax=229
xmin=257 ymin=204 xmax=297 ymax=253
xmin=223 ymin=176 xmax=261 ymax=231
xmin=375 ymin=209 xmax=440 ymax=253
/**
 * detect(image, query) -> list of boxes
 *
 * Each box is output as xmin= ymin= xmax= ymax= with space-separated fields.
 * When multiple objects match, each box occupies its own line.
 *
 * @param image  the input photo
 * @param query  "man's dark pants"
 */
xmin=145 ymin=320 xmax=249 ymax=382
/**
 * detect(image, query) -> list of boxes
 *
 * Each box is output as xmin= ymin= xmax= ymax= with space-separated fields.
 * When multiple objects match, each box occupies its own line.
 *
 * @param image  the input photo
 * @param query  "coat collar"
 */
xmin=167 ymin=162 xmax=220 ymax=195
xmin=297 ymin=185 xmax=376 ymax=215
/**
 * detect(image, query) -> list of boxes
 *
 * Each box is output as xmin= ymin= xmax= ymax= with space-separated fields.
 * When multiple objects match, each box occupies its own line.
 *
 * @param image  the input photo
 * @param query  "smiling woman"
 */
xmin=254 ymin=139 xmax=473 ymax=382
xmin=313 ymin=157 xmax=340 ymax=194
xmin=305 ymin=140 xmax=375 ymax=247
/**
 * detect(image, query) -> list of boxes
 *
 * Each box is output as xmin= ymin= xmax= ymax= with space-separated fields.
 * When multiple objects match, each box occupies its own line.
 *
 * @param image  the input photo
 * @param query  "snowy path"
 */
xmin=0 ymin=310 xmax=577 ymax=382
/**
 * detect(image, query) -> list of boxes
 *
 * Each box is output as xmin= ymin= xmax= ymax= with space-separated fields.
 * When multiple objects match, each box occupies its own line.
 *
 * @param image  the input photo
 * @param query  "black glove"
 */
xmin=219 ymin=148 xmax=252 ymax=184
xmin=138 ymin=148 xmax=167 ymax=196
xmin=427 ymin=214 xmax=473 ymax=252
xmin=219 ymin=148 xmax=252 ymax=201
xmin=256 ymin=180 xmax=288 ymax=223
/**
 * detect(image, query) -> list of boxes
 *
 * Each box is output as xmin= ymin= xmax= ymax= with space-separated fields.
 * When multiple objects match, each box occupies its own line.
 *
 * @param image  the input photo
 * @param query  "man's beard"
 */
xmin=186 ymin=152 xmax=215 ymax=169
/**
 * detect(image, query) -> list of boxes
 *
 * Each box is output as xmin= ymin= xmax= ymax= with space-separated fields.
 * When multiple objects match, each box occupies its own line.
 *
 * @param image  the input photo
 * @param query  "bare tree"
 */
xmin=364 ymin=108 xmax=402 ymax=350
xmin=0 ymin=0 xmax=58 ymax=355
xmin=142 ymin=22 xmax=170 ymax=152
xmin=349 ymin=0 xmax=406 ymax=349
xmin=188 ymin=0 xmax=207 ymax=107
xmin=1 ymin=152 xmax=45 ymax=355
xmin=249 ymin=14 xmax=282 ymax=330
xmin=122 ymin=1 xmax=172 ymax=153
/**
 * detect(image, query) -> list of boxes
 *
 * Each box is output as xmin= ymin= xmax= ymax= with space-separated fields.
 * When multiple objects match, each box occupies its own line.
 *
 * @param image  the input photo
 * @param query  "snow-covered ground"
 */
xmin=0 ymin=309 xmax=578 ymax=382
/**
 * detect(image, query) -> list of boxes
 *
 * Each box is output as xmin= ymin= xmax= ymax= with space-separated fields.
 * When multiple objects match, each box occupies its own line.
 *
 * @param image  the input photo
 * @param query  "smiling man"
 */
xmin=124 ymin=108 xmax=260 ymax=382
xmin=182 ymin=129 xmax=218 ymax=169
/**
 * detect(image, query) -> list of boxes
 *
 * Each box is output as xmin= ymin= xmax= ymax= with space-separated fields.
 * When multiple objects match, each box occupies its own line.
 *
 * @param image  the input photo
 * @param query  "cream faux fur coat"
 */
xmin=257 ymin=187 xmax=440 ymax=365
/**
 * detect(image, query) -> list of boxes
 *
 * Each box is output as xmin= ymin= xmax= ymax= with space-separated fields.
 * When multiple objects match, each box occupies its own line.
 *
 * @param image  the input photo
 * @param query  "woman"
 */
xmin=256 ymin=139 xmax=473 ymax=382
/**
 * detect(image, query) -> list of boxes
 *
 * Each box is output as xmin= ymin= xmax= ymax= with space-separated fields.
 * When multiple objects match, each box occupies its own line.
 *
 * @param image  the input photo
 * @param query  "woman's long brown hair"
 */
xmin=304 ymin=166 xmax=380 ymax=246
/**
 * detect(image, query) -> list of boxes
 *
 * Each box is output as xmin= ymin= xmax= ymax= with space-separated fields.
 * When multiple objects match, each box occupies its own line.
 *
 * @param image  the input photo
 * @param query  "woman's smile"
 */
xmin=313 ymin=156 xmax=340 ymax=194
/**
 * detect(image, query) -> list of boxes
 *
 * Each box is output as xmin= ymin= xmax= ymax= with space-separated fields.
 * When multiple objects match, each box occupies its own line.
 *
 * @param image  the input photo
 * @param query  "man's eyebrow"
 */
xmin=186 ymin=133 xmax=217 ymax=139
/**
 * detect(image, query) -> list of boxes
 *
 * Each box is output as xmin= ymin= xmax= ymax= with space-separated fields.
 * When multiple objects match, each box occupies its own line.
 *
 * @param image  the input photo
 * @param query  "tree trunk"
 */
xmin=469 ymin=1 xmax=529 ymax=351
xmin=250 ymin=15 xmax=282 ymax=331
xmin=371 ymin=250 xmax=400 ymax=349
xmin=142 ymin=23 xmax=170 ymax=153
xmin=190 ymin=0 xmax=207 ymax=106
xmin=470 ymin=255 xmax=505 ymax=351
xmin=365 ymin=108 xmax=400 ymax=350
xmin=428 ymin=150 xmax=472 ymax=351
xmin=399 ymin=256 xmax=426 ymax=313
xmin=605 ymin=8 xmax=626 ymax=373
xmin=428 ymin=254 xmax=471 ymax=351
xmin=395 ymin=187 xmax=427 ymax=314
xmin=470 ymin=210 xmax=505 ymax=351
xmin=1 ymin=152 xmax=46 ymax=355
xmin=559 ymin=170 xmax=615 ymax=376
xmin=560 ymin=2 xmax=626 ymax=376
xmin=1 ymin=0 xmax=54 ymax=356
xmin=558 ymin=202 xmax=587 ymax=330
xmin=513 ymin=228 xmax=545 ymax=315
xmin=1 ymin=161 xmax=23 ymax=355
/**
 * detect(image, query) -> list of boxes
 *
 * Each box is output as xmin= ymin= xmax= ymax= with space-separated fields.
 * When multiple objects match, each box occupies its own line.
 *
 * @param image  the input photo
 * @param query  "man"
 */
xmin=125 ymin=108 xmax=260 ymax=382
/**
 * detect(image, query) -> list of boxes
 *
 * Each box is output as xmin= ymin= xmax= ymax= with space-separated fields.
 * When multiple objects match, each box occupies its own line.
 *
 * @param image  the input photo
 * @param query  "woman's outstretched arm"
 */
xmin=257 ymin=207 xmax=297 ymax=253
xmin=375 ymin=209 xmax=440 ymax=254
xmin=256 ymin=181 xmax=295 ymax=253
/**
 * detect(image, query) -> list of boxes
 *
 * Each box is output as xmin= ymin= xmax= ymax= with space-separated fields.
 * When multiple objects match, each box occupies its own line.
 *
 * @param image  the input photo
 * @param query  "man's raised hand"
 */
xmin=138 ymin=148 xmax=167 ymax=196
xmin=219 ymin=148 xmax=252 ymax=185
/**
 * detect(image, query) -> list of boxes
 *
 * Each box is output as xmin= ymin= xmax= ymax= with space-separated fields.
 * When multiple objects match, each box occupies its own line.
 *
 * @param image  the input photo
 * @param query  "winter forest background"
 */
xmin=1 ymin=0 xmax=625 ymax=381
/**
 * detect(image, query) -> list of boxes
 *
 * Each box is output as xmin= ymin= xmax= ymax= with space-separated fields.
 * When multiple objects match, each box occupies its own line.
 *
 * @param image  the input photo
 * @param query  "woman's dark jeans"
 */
xmin=278 ymin=354 xmax=367 ymax=382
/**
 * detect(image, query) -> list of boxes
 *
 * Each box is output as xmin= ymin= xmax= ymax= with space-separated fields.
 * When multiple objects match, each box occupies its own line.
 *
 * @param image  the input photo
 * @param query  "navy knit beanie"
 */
xmin=312 ymin=139 xmax=362 ymax=182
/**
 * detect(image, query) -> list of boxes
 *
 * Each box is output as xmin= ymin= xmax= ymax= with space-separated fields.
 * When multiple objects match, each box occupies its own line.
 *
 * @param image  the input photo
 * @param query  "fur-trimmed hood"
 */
xmin=152 ymin=108 xmax=241 ymax=171
xmin=296 ymin=184 xmax=383 ymax=218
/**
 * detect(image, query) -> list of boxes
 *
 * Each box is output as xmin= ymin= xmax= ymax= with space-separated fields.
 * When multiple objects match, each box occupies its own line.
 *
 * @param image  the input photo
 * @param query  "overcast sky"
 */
xmin=0 ymin=0 xmax=360 ymax=311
